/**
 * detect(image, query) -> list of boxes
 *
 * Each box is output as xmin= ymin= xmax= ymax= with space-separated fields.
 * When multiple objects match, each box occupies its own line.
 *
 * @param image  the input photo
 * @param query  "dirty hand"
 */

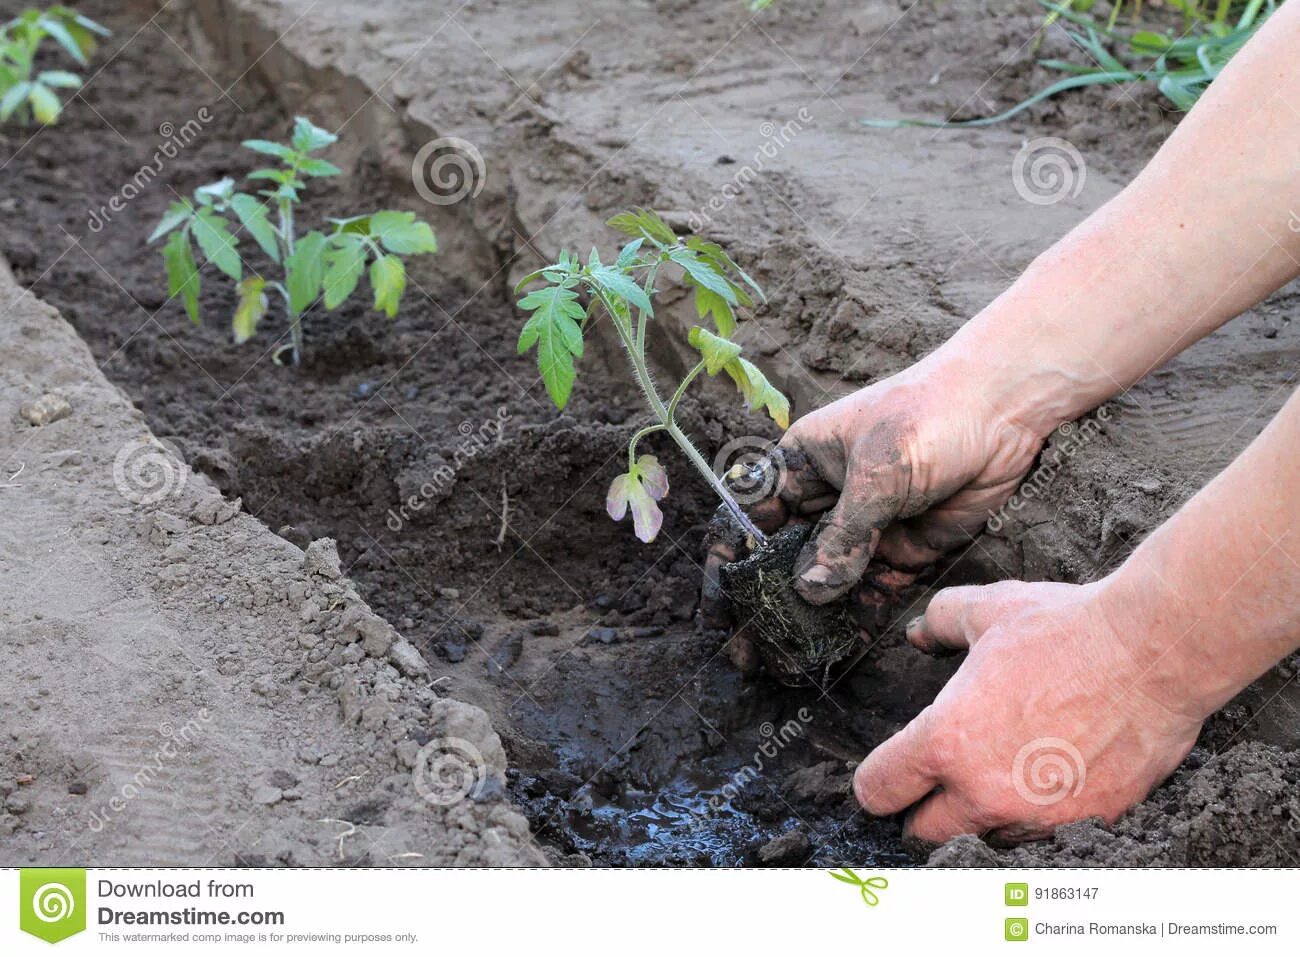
xmin=702 ymin=359 xmax=1047 ymax=664
xmin=853 ymin=579 xmax=1202 ymax=844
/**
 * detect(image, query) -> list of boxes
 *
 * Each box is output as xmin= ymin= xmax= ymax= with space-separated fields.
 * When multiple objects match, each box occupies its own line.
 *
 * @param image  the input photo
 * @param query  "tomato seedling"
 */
xmin=149 ymin=116 xmax=438 ymax=365
xmin=516 ymin=208 xmax=789 ymax=543
xmin=0 ymin=6 xmax=108 ymax=126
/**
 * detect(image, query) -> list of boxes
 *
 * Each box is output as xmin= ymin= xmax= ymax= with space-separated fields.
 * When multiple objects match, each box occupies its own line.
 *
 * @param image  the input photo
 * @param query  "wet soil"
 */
xmin=4 ymin=0 xmax=1298 ymax=868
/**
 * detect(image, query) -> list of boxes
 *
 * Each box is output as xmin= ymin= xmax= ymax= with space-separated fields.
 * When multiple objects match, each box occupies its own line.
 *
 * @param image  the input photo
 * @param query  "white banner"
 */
xmin=4 ymin=867 xmax=1296 ymax=953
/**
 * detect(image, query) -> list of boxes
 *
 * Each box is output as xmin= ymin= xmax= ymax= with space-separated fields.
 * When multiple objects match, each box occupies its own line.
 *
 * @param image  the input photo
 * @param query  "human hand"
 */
xmin=702 ymin=360 xmax=1046 ymax=667
xmin=853 ymin=579 xmax=1203 ymax=844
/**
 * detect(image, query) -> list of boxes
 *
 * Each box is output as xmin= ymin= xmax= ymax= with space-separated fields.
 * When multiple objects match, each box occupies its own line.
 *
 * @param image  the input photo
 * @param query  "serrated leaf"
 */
xmin=191 ymin=209 xmax=242 ymax=281
xmin=323 ymin=235 xmax=367 ymax=309
xmin=369 ymin=210 xmax=438 ymax=255
xmin=724 ymin=356 xmax=790 ymax=429
xmin=687 ymin=326 xmax=743 ymax=375
xmin=669 ymin=248 xmax=736 ymax=304
xmin=285 ymin=230 xmax=327 ymax=313
xmin=27 ymin=84 xmax=61 ymax=125
xmin=291 ymin=116 xmax=337 ymax=153
xmin=162 ymin=230 xmax=201 ymax=324
xmin=232 ymin=276 xmax=268 ymax=343
xmin=242 ymin=138 xmax=295 ymax=159
xmin=588 ymin=264 xmax=653 ymax=317
xmin=685 ymin=235 xmax=764 ymax=304
xmin=616 ymin=238 xmax=644 ymax=269
xmin=694 ymin=286 xmax=736 ymax=337
xmin=298 ymin=156 xmax=342 ymax=177
xmin=370 ymin=254 xmax=406 ymax=318
xmin=194 ymin=177 xmax=236 ymax=206
xmin=516 ymin=284 xmax=586 ymax=409
xmin=148 ymin=202 xmax=194 ymax=244
xmin=229 ymin=193 xmax=280 ymax=263
xmin=606 ymin=207 xmax=677 ymax=245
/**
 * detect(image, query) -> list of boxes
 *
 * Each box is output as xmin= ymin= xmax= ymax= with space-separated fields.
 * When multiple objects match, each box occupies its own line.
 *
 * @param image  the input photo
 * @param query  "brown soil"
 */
xmin=2 ymin=0 xmax=1297 ymax=867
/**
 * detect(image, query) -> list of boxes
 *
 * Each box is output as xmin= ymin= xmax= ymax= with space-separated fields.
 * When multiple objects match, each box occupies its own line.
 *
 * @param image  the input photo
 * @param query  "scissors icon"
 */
xmin=829 ymin=868 xmax=889 ymax=906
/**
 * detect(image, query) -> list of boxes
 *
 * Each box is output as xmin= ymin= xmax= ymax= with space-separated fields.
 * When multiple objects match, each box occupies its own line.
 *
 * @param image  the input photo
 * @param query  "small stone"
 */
xmin=252 ymin=785 xmax=283 ymax=806
xmin=320 ymin=754 xmax=340 ymax=768
xmin=355 ymin=381 xmax=378 ymax=399
xmin=531 ymin=620 xmax=559 ymax=636
xmin=268 ymin=769 xmax=298 ymax=789
xmin=437 ymin=587 xmax=460 ymax=600
xmin=589 ymin=627 xmax=618 ymax=645
xmin=388 ymin=639 xmax=431 ymax=679
xmin=4 ymin=794 xmax=31 ymax=815
xmin=20 ymin=392 xmax=71 ymax=427
xmin=757 ymin=829 xmax=810 ymax=865
xmin=67 ymin=781 xmax=88 ymax=796
xmin=303 ymin=538 xmax=343 ymax=579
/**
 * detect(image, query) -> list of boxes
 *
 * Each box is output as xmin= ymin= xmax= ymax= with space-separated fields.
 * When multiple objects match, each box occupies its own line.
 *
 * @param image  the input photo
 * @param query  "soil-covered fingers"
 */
xmin=701 ymin=505 xmax=747 ymax=628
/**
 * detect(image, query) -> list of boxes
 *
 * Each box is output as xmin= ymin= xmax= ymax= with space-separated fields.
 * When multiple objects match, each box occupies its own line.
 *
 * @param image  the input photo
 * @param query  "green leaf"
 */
xmin=285 ymin=230 xmax=327 ymax=313
xmin=606 ymin=207 xmax=677 ymax=245
xmin=291 ymin=116 xmax=337 ymax=153
xmin=669 ymin=248 xmax=736 ymax=304
xmin=369 ymin=254 xmax=406 ymax=318
xmin=368 ymin=210 xmax=438 ymax=255
xmin=687 ymin=326 xmax=742 ymax=375
xmin=148 ymin=202 xmax=193 ymax=244
xmin=162 ymin=230 xmax=201 ymax=324
xmin=36 ymin=69 xmax=81 ymax=88
xmin=588 ymin=264 xmax=653 ymax=317
xmin=232 ymin=276 xmax=268 ymax=343
xmin=27 ymin=83 xmax=61 ymax=124
xmin=694 ymin=286 xmax=736 ymax=337
xmin=230 ymin=193 xmax=280 ymax=262
xmin=194 ymin=177 xmax=236 ymax=206
xmin=298 ymin=156 xmax=342 ymax=177
xmin=241 ymin=138 xmax=295 ymax=159
xmin=41 ymin=19 xmax=87 ymax=65
xmin=0 ymin=82 xmax=32 ymax=123
xmin=516 ymin=284 xmax=586 ymax=409
xmin=191 ymin=209 xmax=242 ymax=281
xmin=724 ymin=356 xmax=790 ymax=429
xmin=686 ymin=236 xmax=763 ymax=304
xmin=322 ymin=235 xmax=367 ymax=309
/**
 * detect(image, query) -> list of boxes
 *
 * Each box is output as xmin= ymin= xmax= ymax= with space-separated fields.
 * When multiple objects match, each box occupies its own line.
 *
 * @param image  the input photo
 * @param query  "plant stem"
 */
xmin=595 ymin=288 xmax=765 ymax=544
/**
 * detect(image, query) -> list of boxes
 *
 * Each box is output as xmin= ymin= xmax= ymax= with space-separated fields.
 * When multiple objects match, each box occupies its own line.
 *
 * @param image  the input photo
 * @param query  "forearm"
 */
xmin=928 ymin=1 xmax=1300 ymax=436
xmin=1097 ymin=386 xmax=1300 ymax=721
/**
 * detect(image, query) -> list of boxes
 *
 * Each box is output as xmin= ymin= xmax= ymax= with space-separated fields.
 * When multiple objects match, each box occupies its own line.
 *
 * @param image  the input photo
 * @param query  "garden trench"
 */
xmin=3 ymin=0 xmax=1299 ymax=866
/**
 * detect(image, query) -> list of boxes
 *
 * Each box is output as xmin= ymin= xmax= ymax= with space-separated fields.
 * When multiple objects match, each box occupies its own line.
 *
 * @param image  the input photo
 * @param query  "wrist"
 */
xmin=1093 ymin=556 xmax=1246 ymax=724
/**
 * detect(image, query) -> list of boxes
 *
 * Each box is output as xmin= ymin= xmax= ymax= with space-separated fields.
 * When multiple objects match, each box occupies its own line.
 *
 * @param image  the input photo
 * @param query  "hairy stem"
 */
xmin=594 ymin=287 xmax=765 ymax=543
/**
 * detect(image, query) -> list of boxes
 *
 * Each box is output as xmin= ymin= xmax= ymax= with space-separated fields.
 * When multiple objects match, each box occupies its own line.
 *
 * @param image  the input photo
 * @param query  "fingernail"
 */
xmin=905 ymin=615 xmax=924 ymax=636
xmin=799 ymin=562 xmax=834 ymax=586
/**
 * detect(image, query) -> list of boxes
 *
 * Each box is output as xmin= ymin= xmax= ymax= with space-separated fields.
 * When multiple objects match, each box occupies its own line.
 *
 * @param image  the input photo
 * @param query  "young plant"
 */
xmin=866 ymin=0 xmax=1276 ymax=127
xmin=516 ymin=208 xmax=789 ymax=544
xmin=0 ymin=6 xmax=108 ymax=126
xmin=149 ymin=116 xmax=438 ymax=365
